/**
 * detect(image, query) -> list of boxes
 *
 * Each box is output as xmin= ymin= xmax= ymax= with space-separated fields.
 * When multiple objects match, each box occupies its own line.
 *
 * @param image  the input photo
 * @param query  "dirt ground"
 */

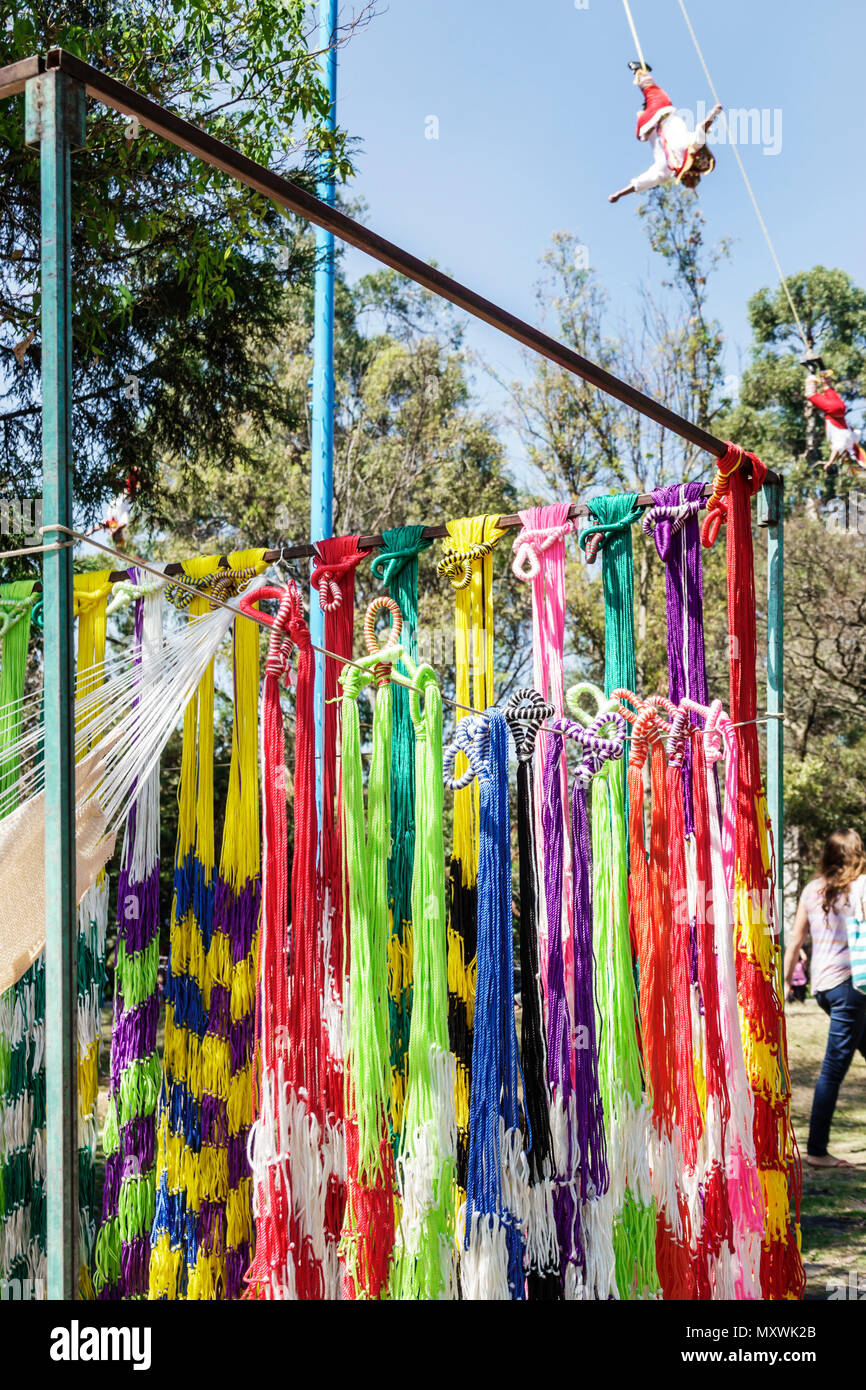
xmin=785 ymin=996 xmax=866 ymax=1300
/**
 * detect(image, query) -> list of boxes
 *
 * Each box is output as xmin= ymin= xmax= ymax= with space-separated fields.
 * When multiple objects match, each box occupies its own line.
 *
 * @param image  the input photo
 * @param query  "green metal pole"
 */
xmin=758 ymin=476 xmax=784 ymax=954
xmin=25 ymin=69 xmax=85 ymax=1301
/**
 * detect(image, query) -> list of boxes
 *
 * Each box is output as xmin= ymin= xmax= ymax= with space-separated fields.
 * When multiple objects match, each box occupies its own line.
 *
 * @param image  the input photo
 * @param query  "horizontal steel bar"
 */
xmin=0 ymin=54 xmax=44 ymax=99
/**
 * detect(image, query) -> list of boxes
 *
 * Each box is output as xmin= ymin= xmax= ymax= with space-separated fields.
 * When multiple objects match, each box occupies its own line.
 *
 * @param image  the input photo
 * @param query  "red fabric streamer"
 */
xmin=702 ymin=446 xmax=804 ymax=1301
xmin=244 ymin=583 xmax=323 ymax=1299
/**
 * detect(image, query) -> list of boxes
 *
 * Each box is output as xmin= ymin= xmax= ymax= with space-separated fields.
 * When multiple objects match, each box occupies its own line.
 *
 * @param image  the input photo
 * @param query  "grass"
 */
xmin=785 ymin=996 xmax=866 ymax=1300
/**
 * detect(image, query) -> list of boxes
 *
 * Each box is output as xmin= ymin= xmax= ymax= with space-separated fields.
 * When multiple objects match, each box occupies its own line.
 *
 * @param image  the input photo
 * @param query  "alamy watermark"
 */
xmin=826 ymin=1271 xmax=866 ymax=1300
xmin=0 ymin=496 xmax=42 ymax=537
xmin=819 ymin=491 xmax=866 ymax=535
xmin=679 ymin=101 xmax=782 ymax=156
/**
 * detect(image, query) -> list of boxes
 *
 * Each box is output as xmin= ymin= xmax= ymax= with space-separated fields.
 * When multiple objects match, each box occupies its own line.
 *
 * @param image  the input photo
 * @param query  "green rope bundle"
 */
xmin=579 ymin=494 xmax=643 ymax=699
xmin=579 ymin=499 xmax=659 ymax=1299
xmin=340 ymin=649 xmax=400 ymax=1297
xmin=390 ymin=663 xmax=457 ymax=1300
xmin=371 ymin=526 xmax=432 ymax=1145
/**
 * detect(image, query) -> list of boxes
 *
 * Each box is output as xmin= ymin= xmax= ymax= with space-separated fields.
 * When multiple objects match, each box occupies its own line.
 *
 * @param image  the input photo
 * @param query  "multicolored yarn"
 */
xmin=0 ymin=581 xmax=43 ymax=1297
xmin=150 ymin=553 xmax=222 ymax=1299
xmin=188 ymin=549 xmax=265 ymax=1299
xmin=437 ymin=515 xmax=506 ymax=1192
xmin=94 ymin=572 xmax=164 ymax=1300
xmin=370 ymin=526 xmax=433 ymax=1145
xmin=503 ymin=688 xmax=560 ymax=1299
xmin=339 ymin=635 xmax=400 ymax=1299
xmin=701 ymin=447 xmax=804 ymax=1300
xmin=310 ymin=534 xmax=368 ymax=1269
xmin=390 ymin=662 xmax=458 ymax=1300
xmin=445 ymin=709 xmax=526 ymax=1301
xmin=245 ymin=582 xmax=328 ymax=1300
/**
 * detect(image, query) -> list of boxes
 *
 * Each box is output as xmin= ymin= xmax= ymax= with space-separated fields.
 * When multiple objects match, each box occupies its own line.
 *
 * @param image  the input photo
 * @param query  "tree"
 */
xmin=0 ymin=0 xmax=367 ymax=534
xmin=722 ymin=267 xmax=866 ymax=487
xmin=502 ymin=188 xmax=734 ymax=699
xmin=720 ymin=266 xmax=866 ymax=884
xmin=139 ymin=263 xmax=525 ymax=879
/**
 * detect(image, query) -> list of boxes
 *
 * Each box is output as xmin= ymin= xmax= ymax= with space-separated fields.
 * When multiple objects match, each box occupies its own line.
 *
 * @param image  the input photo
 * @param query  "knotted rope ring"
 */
xmin=665 ymin=706 xmax=692 ymax=767
xmin=556 ymin=710 xmax=626 ymax=786
xmin=364 ymin=595 xmax=403 ymax=686
xmin=503 ymin=687 xmax=555 ymax=761
xmin=265 ymin=589 xmax=301 ymax=686
xmin=641 ymin=498 xmax=702 ymax=539
xmin=443 ymin=714 xmax=489 ymax=790
xmin=209 ymin=566 xmax=259 ymax=609
xmin=317 ymin=570 xmax=343 ymax=612
xmin=511 ymin=521 xmax=574 ymax=582
xmin=437 ymin=540 xmax=495 ymax=590
xmin=700 ymin=697 xmax=727 ymax=765
xmin=0 ymin=593 xmax=38 ymax=638
xmin=165 ymin=573 xmax=214 ymax=611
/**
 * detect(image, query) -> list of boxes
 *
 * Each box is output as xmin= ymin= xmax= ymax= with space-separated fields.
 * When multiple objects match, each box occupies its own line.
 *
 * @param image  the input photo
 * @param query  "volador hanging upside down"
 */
xmin=609 ymin=61 xmax=722 ymax=203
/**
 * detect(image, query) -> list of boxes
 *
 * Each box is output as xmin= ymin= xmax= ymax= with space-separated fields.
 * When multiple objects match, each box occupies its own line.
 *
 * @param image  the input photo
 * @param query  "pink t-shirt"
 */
xmin=799 ymin=876 xmax=863 ymax=992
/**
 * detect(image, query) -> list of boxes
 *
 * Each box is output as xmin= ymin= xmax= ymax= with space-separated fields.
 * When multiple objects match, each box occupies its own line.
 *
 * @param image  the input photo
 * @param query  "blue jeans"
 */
xmin=807 ymin=976 xmax=866 ymax=1156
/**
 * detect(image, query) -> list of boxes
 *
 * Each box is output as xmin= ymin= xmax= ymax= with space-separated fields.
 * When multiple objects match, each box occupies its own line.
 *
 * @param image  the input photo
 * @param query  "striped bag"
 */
xmin=846 ymin=874 xmax=866 ymax=996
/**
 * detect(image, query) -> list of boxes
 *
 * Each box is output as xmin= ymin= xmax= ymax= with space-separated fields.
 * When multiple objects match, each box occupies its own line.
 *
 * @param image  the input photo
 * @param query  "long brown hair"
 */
xmin=818 ymin=829 xmax=866 ymax=914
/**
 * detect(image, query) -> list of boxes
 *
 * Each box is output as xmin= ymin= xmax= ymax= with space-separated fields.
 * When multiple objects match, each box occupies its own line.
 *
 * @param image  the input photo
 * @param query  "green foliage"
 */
xmin=141 ymin=264 xmax=525 ymax=881
xmin=717 ymin=263 xmax=866 ymax=882
xmin=0 ymin=0 xmax=354 ymax=526
xmin=724 ymin=267 xmax=866 ymax=475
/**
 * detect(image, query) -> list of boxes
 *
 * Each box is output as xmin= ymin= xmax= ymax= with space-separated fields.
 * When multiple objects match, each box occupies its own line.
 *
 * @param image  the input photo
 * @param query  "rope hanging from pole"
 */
xmin=621 ymin=0 xmax=647 ymax=69
xmin=675 ymin=0 xmax=811 ymax=353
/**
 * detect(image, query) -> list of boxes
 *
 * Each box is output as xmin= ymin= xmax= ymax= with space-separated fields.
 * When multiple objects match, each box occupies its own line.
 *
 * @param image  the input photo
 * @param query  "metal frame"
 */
xmin=24 ymin=68 xmax=85 ymax=1302
xmin=0 ymin=47 xmax=785 ymax=1297
xmin=309 ymin=0 xmax=338 ymax=809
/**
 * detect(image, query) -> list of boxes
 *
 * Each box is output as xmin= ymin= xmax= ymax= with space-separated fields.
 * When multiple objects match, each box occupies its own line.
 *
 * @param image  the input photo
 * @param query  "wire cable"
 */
xmin=675 ymin=0 xmax=810 ymax=353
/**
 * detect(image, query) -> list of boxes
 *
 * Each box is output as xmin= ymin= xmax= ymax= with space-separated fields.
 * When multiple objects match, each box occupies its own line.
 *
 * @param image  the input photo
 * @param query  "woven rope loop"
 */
xmin=503 ymin=687 xmax=554 ymax=760
xmin=510 ymin=520 xmax=574 ymax=582
xmin=578 ymin=498 xmax=644 ymax=564
xmin=436 ymin=540 xmax=495 ymax=590
xmin=0 ymin=592 xmax=38 ymax=638
xmin=443 ymin=713 xmax=489 ymax=789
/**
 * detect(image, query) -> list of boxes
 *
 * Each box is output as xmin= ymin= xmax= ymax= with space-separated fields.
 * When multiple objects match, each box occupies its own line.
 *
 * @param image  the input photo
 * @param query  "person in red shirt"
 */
xmin=609 ymin=63 xmax=721 ymax=204
xmin=805 ymin=370 xmax=866 ymax=471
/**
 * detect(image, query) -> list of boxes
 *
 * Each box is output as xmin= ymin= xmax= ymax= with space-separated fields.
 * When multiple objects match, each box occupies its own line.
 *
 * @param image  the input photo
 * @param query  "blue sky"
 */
xmin=336 ymin=0 xmax=866 ymax=475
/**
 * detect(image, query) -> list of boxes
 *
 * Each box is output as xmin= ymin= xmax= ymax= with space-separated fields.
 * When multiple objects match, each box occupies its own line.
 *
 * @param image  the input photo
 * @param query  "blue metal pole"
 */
xmin=25 ymin=69 xmax=85 ymax=1301
xmin=310 ymin=0 xmax=338 ymax=810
